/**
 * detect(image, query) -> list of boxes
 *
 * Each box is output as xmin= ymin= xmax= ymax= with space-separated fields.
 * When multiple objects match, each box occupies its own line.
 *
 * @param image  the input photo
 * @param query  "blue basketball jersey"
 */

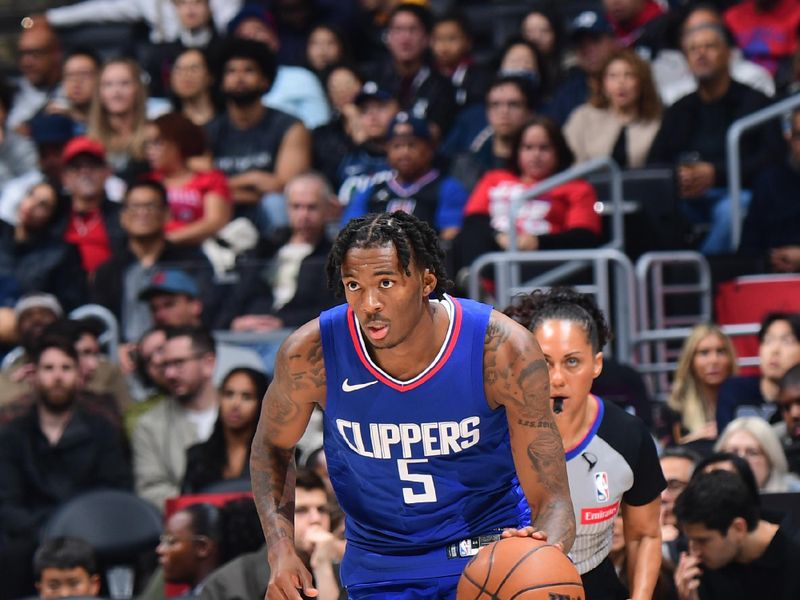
xmin=320 ymin=295 xmax=530 ymax=586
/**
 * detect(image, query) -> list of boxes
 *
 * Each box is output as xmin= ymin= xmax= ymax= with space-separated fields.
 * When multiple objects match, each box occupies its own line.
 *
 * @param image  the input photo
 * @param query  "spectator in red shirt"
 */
xmin=453 ymin=116 xmax=601 ymax=273
xmin=56 ymin=136 xmax=124 ymax=274
xmin=725 ymin=0 xmax=800 ymax=80
xmin=144 ymin=112 xmax=232 ymax=246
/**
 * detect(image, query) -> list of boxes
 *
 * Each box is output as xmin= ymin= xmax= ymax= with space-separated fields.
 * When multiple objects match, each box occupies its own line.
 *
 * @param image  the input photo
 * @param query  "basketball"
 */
xmin=457 ymin=537 xmax=584 ymax=600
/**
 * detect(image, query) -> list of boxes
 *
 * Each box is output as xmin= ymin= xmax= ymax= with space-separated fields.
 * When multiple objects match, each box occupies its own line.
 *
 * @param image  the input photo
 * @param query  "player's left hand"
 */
xmin=501 ymin=526 xmax=564 ymax=552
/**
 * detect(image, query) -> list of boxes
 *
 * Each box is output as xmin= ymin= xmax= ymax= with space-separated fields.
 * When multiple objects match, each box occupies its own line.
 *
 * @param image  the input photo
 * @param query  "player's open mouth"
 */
xmin=366 ymin=323 xmax=389 ymax=340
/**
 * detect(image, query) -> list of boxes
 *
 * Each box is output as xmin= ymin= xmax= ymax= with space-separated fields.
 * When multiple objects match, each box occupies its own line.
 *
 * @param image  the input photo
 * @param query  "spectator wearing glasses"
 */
xmin=7 ymin=21 xmax=64 ymax=131
xmin=447 ymin=75 xmax=536 ymax=192
xmin=45 ymin=47 xmax=100 ymax=133
xmin=715 ymin=416 xmax=800 ymax=493
xmin=774 ymin=364 xmax=800 ymax=475
xmin=158 ymin=503 xmax=223 ymax=597
xmin=92 ymin=180 xmax=210 ymax=344
xmin=132 ymin=327 xmax=218 ymax=511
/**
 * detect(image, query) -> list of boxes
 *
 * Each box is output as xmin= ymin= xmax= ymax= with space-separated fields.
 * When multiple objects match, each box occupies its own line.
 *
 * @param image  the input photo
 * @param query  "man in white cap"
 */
xmin=0 ymin=292 xmax=63 ymax=407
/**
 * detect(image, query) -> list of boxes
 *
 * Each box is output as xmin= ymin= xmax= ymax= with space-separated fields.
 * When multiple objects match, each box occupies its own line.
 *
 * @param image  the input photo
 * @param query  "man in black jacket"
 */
xmin=91 ymin=180 xmax=210 ymax=343
xmin=0 ymin=334 xmax=131 ymax=597
xmin=647 ymin=21 xmax=782 ymax=254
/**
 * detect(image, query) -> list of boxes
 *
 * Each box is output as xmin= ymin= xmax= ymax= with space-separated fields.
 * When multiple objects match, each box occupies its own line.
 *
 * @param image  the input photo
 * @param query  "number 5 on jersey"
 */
xmin=398 ymin=458 xmax=438 ymax=504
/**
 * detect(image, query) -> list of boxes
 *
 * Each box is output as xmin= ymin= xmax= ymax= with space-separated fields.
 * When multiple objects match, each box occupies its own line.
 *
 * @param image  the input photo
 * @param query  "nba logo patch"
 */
xmin=594 ymin=472 xmax=610 ymax=503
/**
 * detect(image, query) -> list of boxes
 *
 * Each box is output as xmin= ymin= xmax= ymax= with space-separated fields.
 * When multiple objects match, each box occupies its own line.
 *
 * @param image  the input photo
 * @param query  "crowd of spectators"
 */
xmin=1 ymin=0 xmax=800 ymax=599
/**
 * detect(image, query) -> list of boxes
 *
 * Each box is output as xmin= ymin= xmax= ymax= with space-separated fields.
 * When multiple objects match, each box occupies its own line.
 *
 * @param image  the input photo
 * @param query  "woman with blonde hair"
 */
xmin=564 ymin=48 xmax=662 ymax=168
xmin=669 ymin=324 xmax=737 ymax=442
xmin=715 ymin=416 xmax=800 ymax=493
xmin=87 ymin=57 xmax=149 ymax=181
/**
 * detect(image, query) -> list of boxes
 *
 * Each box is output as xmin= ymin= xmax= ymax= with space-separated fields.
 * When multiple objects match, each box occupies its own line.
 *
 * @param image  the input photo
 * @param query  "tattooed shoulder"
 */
xmin=483 ymin=311 xmax=548 ymax=413
xmin=273 ymin=320 xmax=327 ymax=403
xmin=484 ymin=314 xmax=511 ymax=354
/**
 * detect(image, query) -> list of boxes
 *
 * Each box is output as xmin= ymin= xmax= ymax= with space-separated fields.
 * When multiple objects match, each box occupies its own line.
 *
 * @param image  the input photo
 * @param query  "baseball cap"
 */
xmin=568 ymin=10 xmax=614 ymax=40
xmin=14 ymin=293 xmax=63 ymax=318
xmin=138 ymin=269 xmax=199 ymax=300
xmin=29 ymin=113 xmax=76 ymax=146
xmin=227 ymin=5 xmax=277 ymax=36
xmin=61 ymin=136 xmax=106 ymax=164
xmin=386 ymin=111 xmax=431 ymax=142
xmin=354 ymin=81 xmax=394 ymax=107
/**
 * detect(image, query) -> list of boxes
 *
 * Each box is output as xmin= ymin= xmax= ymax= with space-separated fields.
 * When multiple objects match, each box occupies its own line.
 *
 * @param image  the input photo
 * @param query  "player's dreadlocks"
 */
xmin=326 ymin=212 xmax=453 ymax=297
xmin=503 ymin=287 xmax=612 ymax=353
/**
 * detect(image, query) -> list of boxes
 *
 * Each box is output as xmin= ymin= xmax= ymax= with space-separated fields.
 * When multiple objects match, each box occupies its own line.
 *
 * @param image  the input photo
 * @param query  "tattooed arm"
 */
xmin=251 ymin=319 xmax=327 ymax=600
xmin=484 ymin=310 xmax=576 ymax=552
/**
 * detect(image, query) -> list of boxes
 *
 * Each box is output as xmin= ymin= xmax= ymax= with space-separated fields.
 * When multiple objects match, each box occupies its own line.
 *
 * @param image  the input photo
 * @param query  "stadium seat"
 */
xmin=42 ymin=490 xmax=163 ymax=599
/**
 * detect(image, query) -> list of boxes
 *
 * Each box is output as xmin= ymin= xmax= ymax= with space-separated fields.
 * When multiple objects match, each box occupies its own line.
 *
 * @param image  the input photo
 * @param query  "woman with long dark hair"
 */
xmin=182 ymin=367 xmax=269 ymax=493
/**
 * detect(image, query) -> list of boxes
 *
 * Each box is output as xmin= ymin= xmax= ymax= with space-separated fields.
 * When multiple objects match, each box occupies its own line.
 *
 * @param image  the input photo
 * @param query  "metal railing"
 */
xmin=502 ymin=157 xmax=624 ymax=295
xmin=632 ymin=322 xmax=761 ymax=401
xmin=467 ymin=248 xmax=637 ymax=360
xmin=635 ymin=252 xmax=712 ymax=392
xmin=508 ymin=156 xmax=624 ymax=252
xmin=727 ymin=92 xmax=800 ymax=248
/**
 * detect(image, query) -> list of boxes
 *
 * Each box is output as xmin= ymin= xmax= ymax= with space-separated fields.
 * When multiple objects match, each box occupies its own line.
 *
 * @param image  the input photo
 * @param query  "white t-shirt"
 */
xmin=186 ymin=405 xmax=218 ymax=442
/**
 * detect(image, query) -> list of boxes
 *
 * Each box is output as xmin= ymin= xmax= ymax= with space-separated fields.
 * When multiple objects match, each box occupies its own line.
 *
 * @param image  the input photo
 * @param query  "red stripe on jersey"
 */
xmin=346 ymin=298 xmax=463 ymax=392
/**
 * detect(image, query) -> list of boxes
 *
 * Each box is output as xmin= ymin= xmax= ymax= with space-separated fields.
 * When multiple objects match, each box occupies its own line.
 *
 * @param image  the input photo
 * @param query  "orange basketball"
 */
xmin=457 ymin=537 xmax=584 ymax=600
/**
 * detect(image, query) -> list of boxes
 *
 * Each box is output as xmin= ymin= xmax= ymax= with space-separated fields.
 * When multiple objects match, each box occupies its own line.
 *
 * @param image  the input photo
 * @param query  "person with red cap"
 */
xmin=53 ymin=136 xmax=124 ymax=274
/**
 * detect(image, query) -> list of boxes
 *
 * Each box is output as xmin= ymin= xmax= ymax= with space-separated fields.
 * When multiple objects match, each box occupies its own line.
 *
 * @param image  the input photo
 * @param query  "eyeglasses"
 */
xmin=161 ymin=353 xmax=204 ymax=371
xmin=158 ymin=534 xmax=209 ymax=546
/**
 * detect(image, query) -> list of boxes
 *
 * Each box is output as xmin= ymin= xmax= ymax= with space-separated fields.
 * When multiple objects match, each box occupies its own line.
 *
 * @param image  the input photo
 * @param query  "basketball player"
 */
xmin=505 ymin=288 xmax=666 ymax=600
xmin=251 ymin=212 xmax=575 ymax=599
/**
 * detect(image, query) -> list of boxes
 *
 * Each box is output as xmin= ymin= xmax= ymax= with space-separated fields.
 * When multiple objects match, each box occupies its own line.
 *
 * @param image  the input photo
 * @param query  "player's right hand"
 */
xmin=674 ymin=551 xmax=702 ymax=600
xmin=266 ymin=550 xmax=318 ymax=600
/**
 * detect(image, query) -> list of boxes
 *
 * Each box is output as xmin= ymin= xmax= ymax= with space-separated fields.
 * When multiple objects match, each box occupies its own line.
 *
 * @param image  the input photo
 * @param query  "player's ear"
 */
xmin=421 ymin=268 xmax=437 ymax=297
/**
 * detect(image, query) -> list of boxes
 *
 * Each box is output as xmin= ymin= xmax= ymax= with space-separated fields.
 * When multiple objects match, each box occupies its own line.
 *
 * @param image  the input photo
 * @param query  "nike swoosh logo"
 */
xmin=341 ymin=378 xmax=379 ymax=392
